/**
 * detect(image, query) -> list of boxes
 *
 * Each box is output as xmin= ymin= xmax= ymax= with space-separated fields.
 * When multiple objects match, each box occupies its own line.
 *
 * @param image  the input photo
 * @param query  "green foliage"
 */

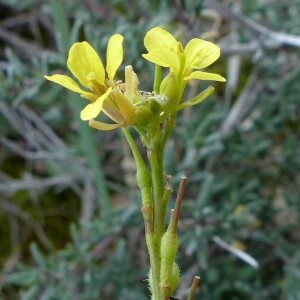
xmin=1 ymin=0 xmax=300 ymax=299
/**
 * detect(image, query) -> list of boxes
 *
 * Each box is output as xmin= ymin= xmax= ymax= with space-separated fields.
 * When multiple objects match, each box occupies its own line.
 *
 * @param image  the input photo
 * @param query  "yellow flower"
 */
xmin=142 ymin=27 xmax=226 ymax=113
xmin=45 ymin=35 xmax=136 ymax=130
xmin=143 ymin=27 xmax=225 ymax=83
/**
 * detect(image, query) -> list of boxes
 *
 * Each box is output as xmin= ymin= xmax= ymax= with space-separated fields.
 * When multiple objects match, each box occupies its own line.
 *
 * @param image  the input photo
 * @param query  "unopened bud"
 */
xmin=149 ymin=99 xmax=162 ymax=115
xmin=160 ymin=73 xmax=180 ymax=114
xmin=133 ymin=106 xmax=153 ymax=126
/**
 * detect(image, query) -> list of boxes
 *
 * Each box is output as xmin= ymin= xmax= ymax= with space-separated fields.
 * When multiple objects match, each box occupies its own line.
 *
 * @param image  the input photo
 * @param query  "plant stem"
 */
xmin=148 ymin=148 xmax=164 ymax=234
xmin=160 ymin=180 xmax=172 ymax=232
xmin=148 ymin=147 xmax=164 ymax=300
xmin=187 ymin=276 xmax=201 ymax=300
xmin=172 ymin=175 xmax=187 ymax=234
xmin=121 ymin=128 xmax=148 ymax=183
xmin=153 ymin=64 xmax=162 ymax=94
xmin=122 ymin=128 xmax=161 ymax=300
xmin=123 ymin=126 xmax=177 ymax=300
xmin=157 ymin=117 xmax=175 ymax=167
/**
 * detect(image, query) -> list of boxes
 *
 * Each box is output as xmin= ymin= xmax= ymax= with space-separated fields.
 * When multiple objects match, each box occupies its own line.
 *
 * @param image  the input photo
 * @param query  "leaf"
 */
xmin=7 ymin=270 xmax=39 ymax=286
xmin=30 ymin=243 xmax=47 ymax=267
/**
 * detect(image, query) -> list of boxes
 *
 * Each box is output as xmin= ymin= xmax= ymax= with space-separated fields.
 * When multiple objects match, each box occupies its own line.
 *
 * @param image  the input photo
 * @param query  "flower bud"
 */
xmin=149 ymin=99 xmax=162 ymax=115
xmin=160 ymin=73 xmax=180 ymax=114
xmin=133 ymin=106 xmax=153 ymax=126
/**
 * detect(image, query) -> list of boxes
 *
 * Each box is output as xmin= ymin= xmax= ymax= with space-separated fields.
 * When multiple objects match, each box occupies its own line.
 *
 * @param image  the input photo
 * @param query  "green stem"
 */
xmin=148 ymin=147 xmax=164 ymax=236
xmin=122 ymin=128 xmax=161 ymax=300
xmin=147 ymin=142 xmax=165 ymax=300
xmin=157 ymin=117 xmax=175 ymax=167
xmin=160 ymin=180 xmax=172 ymax=232
xmin=153 ymin=64 xmax=162 ymax=94
xmin=134 ymin=126 xmax=150 ymax=148
xmin=122 ymin=128 xmax=147 ymax=179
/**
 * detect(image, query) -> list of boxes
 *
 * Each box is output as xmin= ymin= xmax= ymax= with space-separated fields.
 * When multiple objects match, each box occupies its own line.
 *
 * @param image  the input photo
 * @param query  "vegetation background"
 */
xmin=0 ymin=0 xmax=300 ymax=299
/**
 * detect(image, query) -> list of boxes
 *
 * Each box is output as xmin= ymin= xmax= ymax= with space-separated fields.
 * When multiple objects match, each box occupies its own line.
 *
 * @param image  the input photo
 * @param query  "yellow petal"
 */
xmin=184 ymin=71 xmax=226 ymax=82
xmin=106 ymin=34 xmax=124 ymax=83
xmin=184 ymin=38 xmax=220 ymax=70
xmin=142 ymin=49 xmax=180 ymax=73
xmin=143 ymin=27 xmax=179 ymax=71
xmin=80 ymin=87 xmax=111 ymax=121
xmin=89 ymin=119 xmax=122 ymax=131
xmin=44 ymin=74 xmax=95 ymax=97
xmin=144 ymin=27 xmax=177 ymax=52
xmin=67 ymin=41 xmax=105 ymax=87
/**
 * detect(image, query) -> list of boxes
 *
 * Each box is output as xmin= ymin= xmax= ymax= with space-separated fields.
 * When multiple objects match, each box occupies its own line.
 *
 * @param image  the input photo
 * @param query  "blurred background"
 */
xmin=0 ymin=0 xmax=300 ymax=299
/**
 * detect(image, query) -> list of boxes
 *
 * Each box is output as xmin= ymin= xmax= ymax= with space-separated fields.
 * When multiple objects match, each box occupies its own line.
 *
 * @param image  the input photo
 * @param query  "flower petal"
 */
xmin=44 ymin=74 xmax=95 ymax=97
xmin=67 ymin=41 xmax=105 ymax=87
xmin=80 ymin=87 xmax=111 ymax=121
xmin=185 ymin=71 xmax=226 ymax=82
xmin=143 ymin=49 xmax=180 ymax=72
xmin=106 ymin=34 xmax=124 ymax=83
xmin=89 ymin=119 xmax=122 ymax=131
xmin=177 ymin=86 xmax=214 ymax=110
xmin=144 ymin=27 xmax=178 ymax=53
xmin=143 ymin=27 xmax=179 ymax=71
xmin=184 ymin=38 xmax=221 ymax=70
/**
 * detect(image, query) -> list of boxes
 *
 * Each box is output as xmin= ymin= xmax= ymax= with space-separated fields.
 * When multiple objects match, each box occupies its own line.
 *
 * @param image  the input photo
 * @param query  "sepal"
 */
xmin=177 ymin=86 xmax=215 ymax=111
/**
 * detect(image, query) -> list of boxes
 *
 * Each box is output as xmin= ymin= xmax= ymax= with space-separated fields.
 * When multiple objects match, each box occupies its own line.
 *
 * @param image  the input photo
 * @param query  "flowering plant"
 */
xmin=45 ymin=26 xmax=225 ymax=300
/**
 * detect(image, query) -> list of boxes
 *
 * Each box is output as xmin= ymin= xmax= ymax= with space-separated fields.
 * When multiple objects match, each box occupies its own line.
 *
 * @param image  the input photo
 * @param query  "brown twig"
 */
xmin=172 ymin=175 xmax=187 ymax=234
xmin=187 ymin=276 xmax=201 ymax=300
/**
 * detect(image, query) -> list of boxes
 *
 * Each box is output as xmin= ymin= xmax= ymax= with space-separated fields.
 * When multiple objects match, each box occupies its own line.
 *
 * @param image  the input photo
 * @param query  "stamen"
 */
xmin=89 ymin=83 xmax=101 ymax=95
xmin=86 ymin=72 xmax=107 ymax=95
xmin=176 ymin=42 xmax=184 ymax=54
xmin=133 ymin=71 xmax=139 ymax=89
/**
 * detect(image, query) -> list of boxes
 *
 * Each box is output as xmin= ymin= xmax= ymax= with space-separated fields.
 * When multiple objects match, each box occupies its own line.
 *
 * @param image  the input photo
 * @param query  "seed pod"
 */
xmin=170 ymin=262 xmax=180 ymax=293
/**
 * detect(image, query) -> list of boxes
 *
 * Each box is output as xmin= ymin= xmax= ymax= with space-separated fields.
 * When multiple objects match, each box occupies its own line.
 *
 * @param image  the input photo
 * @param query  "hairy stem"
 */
xmin=122 ymin=128 xmax=162 ymax=300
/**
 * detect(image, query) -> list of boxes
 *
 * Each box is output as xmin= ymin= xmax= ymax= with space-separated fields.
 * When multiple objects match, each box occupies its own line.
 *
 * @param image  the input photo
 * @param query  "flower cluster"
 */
xmin=45 ymin=27 xmax=225 ymax=130
xmin=143 ymin=27 xmax=226 ymax=114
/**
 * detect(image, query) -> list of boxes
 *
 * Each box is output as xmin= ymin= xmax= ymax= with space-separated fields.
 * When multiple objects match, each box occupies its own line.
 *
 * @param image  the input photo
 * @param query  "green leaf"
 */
xmin=20 ymin=285 xmax=39 ymax=300
xmin=7 ymin=270 xmax=39 ymax=286
xmin=30 ymin=243 xmax=47 ymax=267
